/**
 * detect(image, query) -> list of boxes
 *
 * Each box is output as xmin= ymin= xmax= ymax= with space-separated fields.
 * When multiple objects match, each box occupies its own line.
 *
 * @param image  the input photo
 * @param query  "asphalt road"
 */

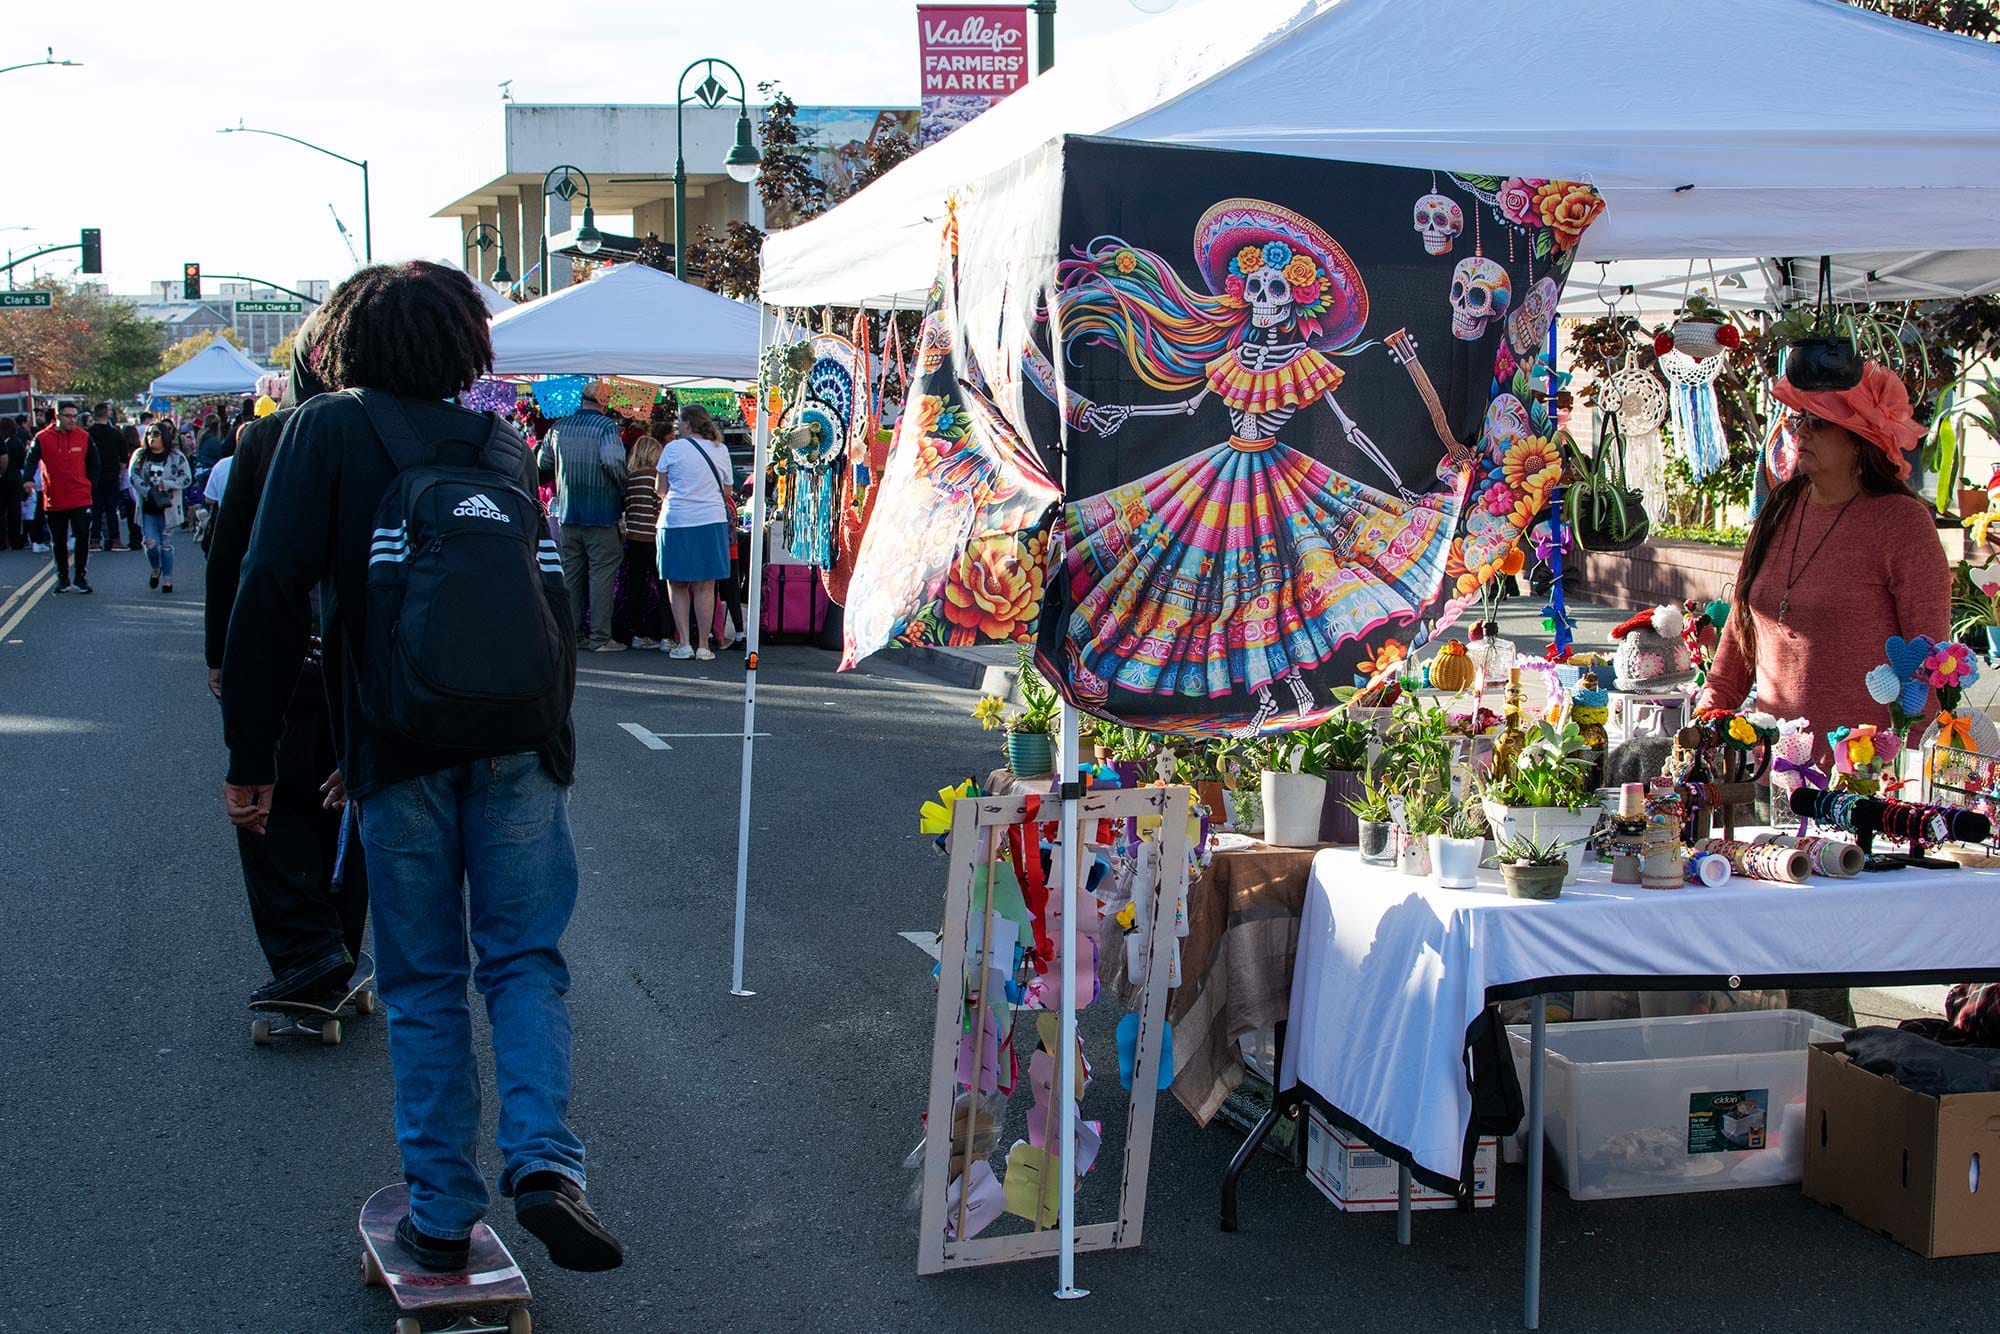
xmin=3 ymin=542 xmax=1997 ymax=1334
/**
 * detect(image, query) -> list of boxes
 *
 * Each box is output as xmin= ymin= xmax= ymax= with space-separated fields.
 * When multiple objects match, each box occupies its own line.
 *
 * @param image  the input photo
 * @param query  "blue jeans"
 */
xmin=140 ymin=511 xmax=173 ymax=580
xmin=356 ymin=754 xmax=585 ymax=1239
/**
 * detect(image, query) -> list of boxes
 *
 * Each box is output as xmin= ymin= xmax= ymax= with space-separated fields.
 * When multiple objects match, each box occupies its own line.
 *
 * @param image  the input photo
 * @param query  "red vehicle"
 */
xmin=0 ymin=371 xmax=35 ymax=423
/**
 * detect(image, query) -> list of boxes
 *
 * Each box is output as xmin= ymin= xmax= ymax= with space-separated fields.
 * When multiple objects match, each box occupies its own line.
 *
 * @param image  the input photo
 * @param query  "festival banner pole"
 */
xmin=1054 ymin=699 xmax=1085 ymax=1299
xmin=730 ymin=301 xmax=773 ymax=998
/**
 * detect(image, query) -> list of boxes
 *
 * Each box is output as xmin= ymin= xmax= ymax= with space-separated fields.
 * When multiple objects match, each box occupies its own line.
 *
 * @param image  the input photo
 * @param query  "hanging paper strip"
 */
xmin=677 ymin=386 xmax=744 ymax=423
xmin=461 ymin=378 xmax=522 ymax=412
xmin=530 ymin=375 xmax=589 ymax=417
xmin=600 ymin=376 xmax=660 ymax=413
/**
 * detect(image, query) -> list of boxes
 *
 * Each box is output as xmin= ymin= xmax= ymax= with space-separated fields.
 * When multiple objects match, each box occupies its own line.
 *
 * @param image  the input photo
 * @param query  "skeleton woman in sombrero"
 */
xmin=1029 ymin=199 xmax=1468 ymax=735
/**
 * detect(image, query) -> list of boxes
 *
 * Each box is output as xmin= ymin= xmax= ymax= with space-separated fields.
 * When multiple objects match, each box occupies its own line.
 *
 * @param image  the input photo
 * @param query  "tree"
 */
xmin=160 ymin=327 xmax=243 ymax=373
xmin=756 ymin=83 xmax=827 ymax=230
xmin=1852 ymin=1 xmax=1999 ymax=38
xmin=685 ymin=221 xmax=765 ymax=301
xmin=0 ymin=280 xmax=163 ymax=398
xmin=269 ymin=332 xmax=295 ymax=372
xmin=0 ymin=279 xmax=93 ymax=387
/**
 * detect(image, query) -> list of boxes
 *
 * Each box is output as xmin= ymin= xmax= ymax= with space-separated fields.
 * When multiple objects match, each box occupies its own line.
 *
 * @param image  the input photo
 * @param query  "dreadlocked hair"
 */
xmin=312 ymin=261 xmax=493 ymax=399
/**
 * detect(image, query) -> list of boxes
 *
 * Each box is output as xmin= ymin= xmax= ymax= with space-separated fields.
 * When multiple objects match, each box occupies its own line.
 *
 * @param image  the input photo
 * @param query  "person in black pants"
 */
xmin=86 ymin=404 xmax=128 ymax=550
xmin=206 ymin=314 xmax=367 ymax=1002
xmin=0 ymin=418 xmax=24 ymax=550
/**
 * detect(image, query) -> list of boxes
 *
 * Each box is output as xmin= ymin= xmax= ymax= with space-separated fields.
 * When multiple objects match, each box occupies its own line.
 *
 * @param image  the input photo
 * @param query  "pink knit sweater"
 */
xmin=1699 ymin=490 xmax=1952 ymax=760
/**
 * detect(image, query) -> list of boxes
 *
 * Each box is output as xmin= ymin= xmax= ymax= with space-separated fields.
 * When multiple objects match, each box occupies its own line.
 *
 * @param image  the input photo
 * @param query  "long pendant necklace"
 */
xmin=1776 ymin=493 xmax=1858 ymax=623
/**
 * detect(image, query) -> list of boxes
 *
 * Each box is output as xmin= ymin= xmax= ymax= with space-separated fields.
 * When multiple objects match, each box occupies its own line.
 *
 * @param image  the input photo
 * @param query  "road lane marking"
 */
xmin=0 ymin=565 xmax=60 ymax=642
xmin=619 ymin=723 xmax=772 ymax=750
xmin=898 ymin=930 xmax=943 ymax=962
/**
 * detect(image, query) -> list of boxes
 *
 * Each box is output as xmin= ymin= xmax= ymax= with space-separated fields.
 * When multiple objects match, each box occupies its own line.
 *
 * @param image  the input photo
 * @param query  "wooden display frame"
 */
xmin=915 ymin=785 xmax=1190 ymax=1275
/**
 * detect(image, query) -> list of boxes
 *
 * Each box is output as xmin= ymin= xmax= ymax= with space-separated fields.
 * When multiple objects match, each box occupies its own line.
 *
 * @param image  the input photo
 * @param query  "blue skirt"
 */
xmin=656 ymin=522 xmax=732 ymax=583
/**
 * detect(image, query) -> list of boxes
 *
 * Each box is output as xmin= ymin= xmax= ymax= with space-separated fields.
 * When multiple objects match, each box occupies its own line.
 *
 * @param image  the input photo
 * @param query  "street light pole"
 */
xmin=674 ymin=58 xmax=763 ymax=283
xmin=462 ymin=223 xmax=513 ymax=294
xmin=540 ymin=165 xmax=599 ymax=298
xmin=218 ymin=123 xmax=371 ymax=263
xmin=0 ymin=47 xmax=82 ymax=76
xmin=1031 ymin=0 xmax=1056 ymax=74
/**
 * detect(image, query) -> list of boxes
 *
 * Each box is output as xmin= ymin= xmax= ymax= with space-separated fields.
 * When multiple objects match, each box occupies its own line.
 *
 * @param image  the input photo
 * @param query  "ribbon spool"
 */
xmin=1685 ymin=852 xmax=1731 ymax=887
xmin=1755 ymin=832 xmax=1864 ymax=878
xmin=1696 ymin=836 xmax=1810 ymax=884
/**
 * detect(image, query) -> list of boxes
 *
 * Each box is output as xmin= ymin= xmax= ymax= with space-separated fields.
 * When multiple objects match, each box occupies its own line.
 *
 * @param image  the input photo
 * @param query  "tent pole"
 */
xmin=729 ymin=302 xmax=772 ymax=998
xmin=1054 ymin=701 xmax=1087 ymax=1299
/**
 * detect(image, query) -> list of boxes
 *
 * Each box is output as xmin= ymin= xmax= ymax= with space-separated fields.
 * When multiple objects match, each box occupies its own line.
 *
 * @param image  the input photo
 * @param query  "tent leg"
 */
xmin=729 ymin=303 xmax=773 ymax=999
xmin=1054 ymin=702 xmax=1088 ymax=1301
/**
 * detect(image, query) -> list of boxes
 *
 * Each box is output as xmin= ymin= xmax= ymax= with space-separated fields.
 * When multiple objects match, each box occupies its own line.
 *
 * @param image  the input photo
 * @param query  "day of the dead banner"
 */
xmin=842 ymin=136 xmax=1604 ymax=735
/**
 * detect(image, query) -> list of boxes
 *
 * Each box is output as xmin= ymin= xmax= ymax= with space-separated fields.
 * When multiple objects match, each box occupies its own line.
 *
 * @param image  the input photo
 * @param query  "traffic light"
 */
xmin=79 ymin=228 xmax=101 ymax=274
xmin=183 ymin=262 xmax=201 ymax=300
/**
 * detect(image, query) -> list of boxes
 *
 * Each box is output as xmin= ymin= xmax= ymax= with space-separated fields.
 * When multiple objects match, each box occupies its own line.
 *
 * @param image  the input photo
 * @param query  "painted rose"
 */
xmin=1483 ymin=482 xmax=1517 ymax=518
xmin=1224 ymin=274 xmax=1246 ymax=300
xmin=1282 ymin=254 xmax=1319 ymax=288
xmin=942 ymin=532 xmax=1045 ymax=641
xmin=1498 ymin=177 xmax=1547 ymax=228
xmin=1532 ymin=181 xmax=1605 ymax=252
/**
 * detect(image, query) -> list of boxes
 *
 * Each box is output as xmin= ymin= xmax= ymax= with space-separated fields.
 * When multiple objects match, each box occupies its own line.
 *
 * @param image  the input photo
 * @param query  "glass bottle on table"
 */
xmin=1491 ymin=667 xmax=1528 ymax=780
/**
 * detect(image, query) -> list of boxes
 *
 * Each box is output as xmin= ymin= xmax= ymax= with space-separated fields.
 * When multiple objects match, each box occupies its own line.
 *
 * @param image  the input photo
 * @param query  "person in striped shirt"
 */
xmin=614 ymin=435 xmax=667 ymax=647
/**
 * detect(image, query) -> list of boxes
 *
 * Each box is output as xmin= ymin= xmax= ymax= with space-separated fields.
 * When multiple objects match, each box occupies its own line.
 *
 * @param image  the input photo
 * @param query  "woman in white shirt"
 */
xmin=653 ymin=404 xmax=736 ymax=660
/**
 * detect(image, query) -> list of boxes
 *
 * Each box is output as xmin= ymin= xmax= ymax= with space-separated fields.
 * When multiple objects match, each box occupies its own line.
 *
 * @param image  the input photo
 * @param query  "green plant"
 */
xmin=1314 ymin=717 xmax=1372 ymax=772
xmin=1008 ymin=645 xmax=1059 ymax=737
xmin=1495 ymin=830 xmax=1575 ymax=867
xmin=1378 ymin=696 xmax=1457 ymax=799
xmin=1105 ymin=725 xmax=1157 ymax=763
xmin=1345 ymin=772 xmax=1393 ymax=822
xmin=1402 ymin=790 xmax=1452 ymax=838
xmin=1173 ymin=739 xmax=1227 ymax=785
xmin=1950 ymin=560 xmax=2000 ymax=639
xmin=1652 ymin=522 xmax=1747 ymax=547
xmin=1441 ymin=799 xmax=1490 ymax=842
xmin=1487 ymin=722 xmax=1593 ymax=809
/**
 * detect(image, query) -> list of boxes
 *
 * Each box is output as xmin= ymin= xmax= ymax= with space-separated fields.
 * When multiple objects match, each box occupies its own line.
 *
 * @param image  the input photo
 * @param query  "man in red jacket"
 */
xmin=23 ymin=402 xmax=99 ymax=593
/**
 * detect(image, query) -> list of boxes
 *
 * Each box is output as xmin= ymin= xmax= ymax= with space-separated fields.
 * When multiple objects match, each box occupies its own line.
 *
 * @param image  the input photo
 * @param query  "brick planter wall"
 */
xmin=1581 ymin=539 xmax=1741 ymax=609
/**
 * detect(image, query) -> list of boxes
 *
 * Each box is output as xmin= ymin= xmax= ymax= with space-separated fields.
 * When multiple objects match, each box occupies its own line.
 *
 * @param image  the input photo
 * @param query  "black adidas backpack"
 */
xmin=351 ymin=389 xmax=575 ymax=753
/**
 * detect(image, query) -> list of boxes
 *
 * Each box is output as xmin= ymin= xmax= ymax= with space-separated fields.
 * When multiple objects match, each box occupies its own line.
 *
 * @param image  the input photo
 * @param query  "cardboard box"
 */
xmin=1304 ymin=1107 xmax=1495 ymax=1212
xmin=1802 ymin=1041 xmax=2000 ymax=1258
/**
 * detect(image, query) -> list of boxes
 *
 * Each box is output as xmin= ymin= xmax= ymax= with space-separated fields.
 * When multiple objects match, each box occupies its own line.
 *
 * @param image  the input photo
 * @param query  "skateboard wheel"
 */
xmin=508 ymin=1309 xmax=532 ymax=1334
xmin=357 ymin=989 xmax=377 ymax=1017
xmin=362 ymin=1250 xmax=382 ymax=1286
xmin=251 ymin=1018 xmax=273 ymax=1046
xmin=395 ymin=1318 xmax=420 ymax=1334
xmin=320 ymin=1019 xmax=343 ymax=1046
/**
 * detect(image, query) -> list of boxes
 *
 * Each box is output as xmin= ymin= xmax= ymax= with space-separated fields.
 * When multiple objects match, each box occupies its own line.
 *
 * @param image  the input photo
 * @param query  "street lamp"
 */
xmin=540 ymin=165 xmax=597 ymax=295
xmin=463 ymin=222 xmax=513 ymax=294
xmin=0 ymin=47 xmax=81 ymax=76
xmin=218 ymin=121 xmax=371 ymax=262
xmin=675 ymin=58 xmax=762 ymax=282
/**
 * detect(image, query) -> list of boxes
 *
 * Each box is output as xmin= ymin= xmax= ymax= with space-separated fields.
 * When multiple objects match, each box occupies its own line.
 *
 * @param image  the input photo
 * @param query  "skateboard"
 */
xmin=360 ymin=1183 xmax=533 ymax=1334
xmin=249 ymin=950 xmax=376 ymax=1046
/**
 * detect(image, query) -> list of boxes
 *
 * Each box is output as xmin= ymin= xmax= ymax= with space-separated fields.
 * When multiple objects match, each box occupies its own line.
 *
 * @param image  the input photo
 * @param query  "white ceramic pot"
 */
xmin=1260 ymin=770 xmax=1328 ymax=848
xmin=1397 ymin=827 xmax=1432 ymax=876
xmin=1429 ymin=834 xmax=1485 ymax=889
xmin=1482 ymin=800 xmax=1603 ymax=883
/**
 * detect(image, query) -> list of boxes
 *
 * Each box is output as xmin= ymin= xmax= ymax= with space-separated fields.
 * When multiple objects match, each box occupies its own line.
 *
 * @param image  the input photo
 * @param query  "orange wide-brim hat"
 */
xmin=1770 ymin=360 xmax=1922 ymax=480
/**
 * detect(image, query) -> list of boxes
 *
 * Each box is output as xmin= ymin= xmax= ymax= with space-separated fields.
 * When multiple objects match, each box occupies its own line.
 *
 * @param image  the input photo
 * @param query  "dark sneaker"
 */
xmin=513 ymin=1173 xmax=624 ymax=1272
xmin=395 ymin=1214 xmax=470 ymax=1272
xmin=73 ymin=578 xmax=93 ymax=595
xmin=250 ymin=951 xmax=354 ymax=1008
xmin=149 ymin=571 xmax=160 ymax=590
xmin=51 ymin=581 xmax=70 ymax=594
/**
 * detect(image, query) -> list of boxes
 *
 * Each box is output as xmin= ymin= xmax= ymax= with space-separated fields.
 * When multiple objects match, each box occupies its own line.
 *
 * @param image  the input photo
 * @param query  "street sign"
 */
xmin=235 ymin=299 xmax=303 ymax=314
xmin=0 ymin=357 xmax=13 ymax=372
xmin=0 ymin=292 xmax=52 ymax=308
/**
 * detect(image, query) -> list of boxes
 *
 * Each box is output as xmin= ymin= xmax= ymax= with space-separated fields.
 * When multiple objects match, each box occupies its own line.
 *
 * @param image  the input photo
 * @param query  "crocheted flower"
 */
xmin=1498 ymin=177 xmax=1548 ymax=228
xmin=1532 ymin=181 xmax=1605 ymax=252
xmin=1282 ymin=254 xmax=1319 ymax=288
xmin=1233 ymin=245 xmax=1267 ymax=277
xmin=1727 ymin=716 xmax=1758 ymax=746
xmin=1922 ymin=642 xmax=1978 ymax=691
xmin=1848 ymin=735 xmax=1876 ymax=767
xmin=1261 ymin=241 xmax=1293 ymax=269
xmin=942 ymin=531 xmax=1044 ymax=641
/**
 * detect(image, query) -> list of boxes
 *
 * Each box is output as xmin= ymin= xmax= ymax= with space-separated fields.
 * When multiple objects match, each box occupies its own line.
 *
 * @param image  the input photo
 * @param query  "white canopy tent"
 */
xmin=488 ymin=261 xmax=761 ymax=380
xmin=743 ymin=0 xmax=2000 ymax=1305
xmin=148 ymin=335 xmax=265 ymax=399
xmin=762 ymin=0 xmax=2000 ymax=310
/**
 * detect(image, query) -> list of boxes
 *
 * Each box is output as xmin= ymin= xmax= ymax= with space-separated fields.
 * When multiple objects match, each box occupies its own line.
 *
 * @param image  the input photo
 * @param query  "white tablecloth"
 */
xmin=1280 ymin=848 xmax=2000 ymax=1189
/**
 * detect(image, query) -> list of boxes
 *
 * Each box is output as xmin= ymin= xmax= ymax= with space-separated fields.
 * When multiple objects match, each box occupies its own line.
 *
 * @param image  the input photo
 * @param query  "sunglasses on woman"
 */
xmin=1784 ymin=410 xmax=1828 ymax=434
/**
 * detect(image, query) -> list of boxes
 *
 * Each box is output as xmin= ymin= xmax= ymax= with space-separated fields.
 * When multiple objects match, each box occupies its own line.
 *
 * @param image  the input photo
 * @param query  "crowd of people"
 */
xmin=4 ymin=396 xmax=268 ymax=594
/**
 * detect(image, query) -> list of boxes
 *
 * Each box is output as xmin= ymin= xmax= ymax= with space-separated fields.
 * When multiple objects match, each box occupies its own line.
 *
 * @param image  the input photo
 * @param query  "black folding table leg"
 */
xmin=1220 ymin=1020 xmax=1295 ymax=1232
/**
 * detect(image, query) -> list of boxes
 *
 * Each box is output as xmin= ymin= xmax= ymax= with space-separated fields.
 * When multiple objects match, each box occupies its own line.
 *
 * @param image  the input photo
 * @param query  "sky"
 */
xmin=4 ymin=0 xmax=1175 ymax=297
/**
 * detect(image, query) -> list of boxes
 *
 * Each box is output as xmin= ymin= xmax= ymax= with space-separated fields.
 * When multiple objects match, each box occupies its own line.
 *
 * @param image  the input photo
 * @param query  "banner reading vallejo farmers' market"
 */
xmin=918 ymin=4 xmax=1030 ymax=147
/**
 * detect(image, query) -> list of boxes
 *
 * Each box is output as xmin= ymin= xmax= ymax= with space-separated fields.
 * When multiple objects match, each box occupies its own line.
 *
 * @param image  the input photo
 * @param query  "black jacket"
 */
xmin=206 ymin=409 xmax=291 ymax=671
xmin=87 ymin=422 xmax=127 ymax=499
xmin=220 ymin=392 xmax=576 ymax=798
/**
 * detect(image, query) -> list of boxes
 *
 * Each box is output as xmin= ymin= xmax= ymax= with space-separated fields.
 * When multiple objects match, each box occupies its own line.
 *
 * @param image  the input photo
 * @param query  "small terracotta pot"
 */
xmin=1960 ymin=488 xmax=1990 ymax=519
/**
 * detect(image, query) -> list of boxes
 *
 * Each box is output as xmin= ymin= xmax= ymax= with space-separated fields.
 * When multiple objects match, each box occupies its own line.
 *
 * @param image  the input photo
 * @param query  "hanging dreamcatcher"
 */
xmin=779 ymin=331 xmax=862 ymax=569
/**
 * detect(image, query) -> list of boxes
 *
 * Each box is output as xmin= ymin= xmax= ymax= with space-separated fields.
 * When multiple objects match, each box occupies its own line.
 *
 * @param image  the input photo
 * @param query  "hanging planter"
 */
xmin=1566 ymin=417 xmax=1652 ymax=553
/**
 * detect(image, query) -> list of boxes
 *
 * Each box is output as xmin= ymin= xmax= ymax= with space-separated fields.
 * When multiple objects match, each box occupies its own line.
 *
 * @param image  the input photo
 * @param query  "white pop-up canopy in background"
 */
xmin=762 ymin=0 xmax=2000 ymax=311
xmin=148 ymin=335 xmax=266 ymax=399
xmin=489 ymin=261 xmax=761 ymax=380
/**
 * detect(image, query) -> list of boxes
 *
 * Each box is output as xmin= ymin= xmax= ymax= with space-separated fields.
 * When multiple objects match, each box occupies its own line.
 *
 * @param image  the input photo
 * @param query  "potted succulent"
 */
xmin=1496 ymin=831 xmax=1574 ymax=900
xmin=1314 ymin=717 xmax=1374 ymax=844
xmin=1399 ymin=791 xmax=1451 ymax=878
xmin=1430 ymin=796 xmax=1490 ymax=889
xmin=1088 ymin=717 xmax=1121 ymax=765
xmin=1261 ymin=728 xmax=1330 ymax=848
xmin=973 ymin=646 xmax=1060 ymax=777
xmin=1483 ymin=720 xmax=1601 ymax=881
xmin=1348 ymin=773 xmax=1395 ymax=865
xmin=1173 ymin=740 xmax=1231 ymax=833
xmin=1106 ymin=726 xmax=1156 ymax=788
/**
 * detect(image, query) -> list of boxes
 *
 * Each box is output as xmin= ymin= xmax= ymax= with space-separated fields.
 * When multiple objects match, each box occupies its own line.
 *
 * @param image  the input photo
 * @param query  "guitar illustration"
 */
xmin=1384 ymin=327 xmax=1476 ymax=467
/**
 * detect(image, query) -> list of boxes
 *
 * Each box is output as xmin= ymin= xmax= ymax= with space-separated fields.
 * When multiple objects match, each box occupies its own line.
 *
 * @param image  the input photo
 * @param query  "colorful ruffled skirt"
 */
xmin=1062 ymin=438 xmax=1460 ymax=700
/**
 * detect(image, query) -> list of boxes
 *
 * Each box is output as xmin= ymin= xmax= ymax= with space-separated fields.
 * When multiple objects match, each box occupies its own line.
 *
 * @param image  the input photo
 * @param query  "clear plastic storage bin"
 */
xmin=1507 ymin=1009 xmax=1843 ymax=1200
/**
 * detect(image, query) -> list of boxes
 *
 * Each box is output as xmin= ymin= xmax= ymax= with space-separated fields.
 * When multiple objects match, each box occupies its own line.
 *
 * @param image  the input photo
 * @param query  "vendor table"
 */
xmin=1272 ymin=848 xmax=2000 ymax=1329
